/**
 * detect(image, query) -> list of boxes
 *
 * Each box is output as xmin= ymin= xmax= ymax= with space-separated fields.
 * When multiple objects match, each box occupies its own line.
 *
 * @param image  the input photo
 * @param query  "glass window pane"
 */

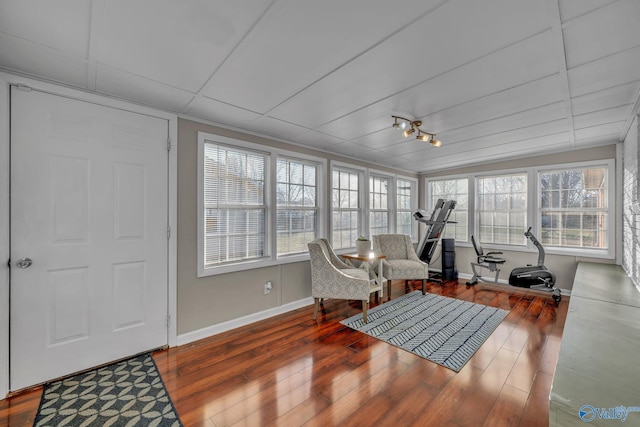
xmin=203 ymin=144 xmax=267 ymax=266
xmin=476 ymin=173 xmax=527 ymax=246
xmin=332 ymin=169 xmax=361 ymax=249
xmin=277 ymin=158 xmax=319 ymax=256
xmin=539 ymin=166 xmax=608 ymax=249
xmin=428 ymin=178 xmax=468 ymax=242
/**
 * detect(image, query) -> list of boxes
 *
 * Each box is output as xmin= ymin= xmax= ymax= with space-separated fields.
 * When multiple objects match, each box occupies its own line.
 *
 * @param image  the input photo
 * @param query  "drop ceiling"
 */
xmin=1 ymin=0 xmax=638 ymax=172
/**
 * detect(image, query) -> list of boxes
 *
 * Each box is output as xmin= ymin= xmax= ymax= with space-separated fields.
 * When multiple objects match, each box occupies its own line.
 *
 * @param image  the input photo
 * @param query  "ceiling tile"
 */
xmin=409 ymin=30 xmax=559 ymax=119
xmin=415 ymin=133 xmax=572 ymax=172
xmin=183 ymin=96 xmax=262 ymax=129
xmin=0 ymin=0 xmax=91 ymax=58
xmin=408 ymin=120 xmax=570 ymax=162
xmin=268 ymin=0 xmax=550 ymax=128
xmin=440 ymin=103 xmax=568 ymax=144
xmin=202 ymin=0 xmax=447 ymax=113
xmin=568 ymin=46 xmax=640 ymax=97
xmin=351 ymin=129 xmax=404 ymax=150
xmin=247 ymin=116 xmax=309 ymax=141
xmin=294 ymin=131 xmax=344 ymax=150
xmin=96 ymin=66 xmax=195 ymax=111
xmin=571 ymin=81 xmax=639 ymax=116
xmin=0 ymin=34 xmax=89 ymax=88
xmin=559 ymin=0 xmax=617 ymax=22
xmin=563 ymin=0 xmax=640 ymax=68
xmin=99 ymin=0 xmax=273 ymax=92
xmin=573 ymin=105 xmax=632 ymax=130
xmin=427 ymin=75 xmax=564 ymax=132
xmin=574 ymin=121 xmax=625 ymax=141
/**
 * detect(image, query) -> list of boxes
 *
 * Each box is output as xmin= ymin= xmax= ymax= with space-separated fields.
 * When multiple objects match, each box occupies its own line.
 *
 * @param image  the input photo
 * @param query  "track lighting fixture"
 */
xmin=391 ymin=115 xmax=442 ymax=147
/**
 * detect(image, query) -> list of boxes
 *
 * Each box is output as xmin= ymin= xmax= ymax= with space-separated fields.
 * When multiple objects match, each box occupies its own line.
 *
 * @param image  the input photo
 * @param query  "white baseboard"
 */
xmin=177 ymin=297 xmax=314 ymax=346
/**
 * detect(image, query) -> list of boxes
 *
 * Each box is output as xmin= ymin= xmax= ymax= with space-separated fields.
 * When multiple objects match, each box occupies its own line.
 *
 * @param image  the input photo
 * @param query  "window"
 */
xmin=428 ymin=178 xmax=469 ymax=242
xmin=396 ymin=178 xmax=416 ymax=238
xmin=198 ymin=132 xmax=325 ymax=276
xmin=202 ymin=142 xmax=267 ymax=267
xmin=332 ymin=168 xmax=361 ymax=249
xmin=539 ymin=166 xmax=608 ymax=249
xmin=369 ymin=175 xmax=390 ymax=237
xmin=477 ymin=173 xmax=527 ymax=245
xmin=276 ymin=158 xmax=318 ymax=255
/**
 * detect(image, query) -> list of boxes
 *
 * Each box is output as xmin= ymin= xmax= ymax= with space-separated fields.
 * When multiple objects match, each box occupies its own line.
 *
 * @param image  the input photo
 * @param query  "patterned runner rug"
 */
xmin=34 ymin=353 xmax=182 ymax=427
xmin=341 ymin=291 xmax=508 ymax=372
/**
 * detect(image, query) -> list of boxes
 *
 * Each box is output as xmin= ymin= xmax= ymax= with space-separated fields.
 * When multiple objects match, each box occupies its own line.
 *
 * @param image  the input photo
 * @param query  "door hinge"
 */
xmin=6 ymin=258 xmax=10 ymax=269
xmin=166 ymin=314 xmax=171 ymax=327
xmin=167 ymin=137 xmax=172 ymax=151
xmin=167 ymin=225 xmax=171 ymax=239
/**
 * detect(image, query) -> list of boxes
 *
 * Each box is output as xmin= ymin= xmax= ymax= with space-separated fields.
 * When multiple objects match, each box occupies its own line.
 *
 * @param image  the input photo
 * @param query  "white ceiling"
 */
xmin=1 ymin=0 xmax=639 ymax=173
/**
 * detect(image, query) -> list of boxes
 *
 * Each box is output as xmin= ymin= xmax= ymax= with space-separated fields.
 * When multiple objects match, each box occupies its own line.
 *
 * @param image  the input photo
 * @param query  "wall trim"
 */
xmin=177 ymin=297 xmax=314 ymax=346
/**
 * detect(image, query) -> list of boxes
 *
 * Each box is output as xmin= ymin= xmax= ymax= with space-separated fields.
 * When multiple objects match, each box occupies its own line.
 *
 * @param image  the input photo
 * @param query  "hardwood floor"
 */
xmin=0 ymin=279 xmax=567 ymax=426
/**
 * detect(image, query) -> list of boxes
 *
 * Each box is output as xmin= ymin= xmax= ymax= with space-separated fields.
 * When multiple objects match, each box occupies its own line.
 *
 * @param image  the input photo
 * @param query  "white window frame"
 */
xmin=476 ymin=171 xmax=529 ymax=246
xmin=368 ymin=171 xmax=392 ymax=238
xmin=276 ymin=155 xmax=322 ymax=257
xmin=535 ymin=159 xmax=615 ymax=258
xmin=330 ymin=162 xmax=366 ymax=250
xmin=423 ymin=160 xmax=615 ymax=259
xmin=198 ymin=132 xmax=325 ymax=276
xmin=425 ymin=176 xmax=470 ymax=243
xmin=396 ymin=175 xmax=419 ymax=242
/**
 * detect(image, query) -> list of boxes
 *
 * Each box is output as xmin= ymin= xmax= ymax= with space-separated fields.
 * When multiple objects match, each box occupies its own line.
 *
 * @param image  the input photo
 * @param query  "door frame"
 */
xmin=0 ymin=72 xmax=178 ymax=397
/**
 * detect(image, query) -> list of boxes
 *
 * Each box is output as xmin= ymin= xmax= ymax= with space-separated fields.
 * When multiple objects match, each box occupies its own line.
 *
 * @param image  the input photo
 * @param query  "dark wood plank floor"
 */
xmin=0 ymin=279 xmax=567 ymax=426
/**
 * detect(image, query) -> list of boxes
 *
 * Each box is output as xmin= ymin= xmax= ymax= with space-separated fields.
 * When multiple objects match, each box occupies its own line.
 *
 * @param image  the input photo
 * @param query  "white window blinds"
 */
xmin=203 ymin=143 xmax=267 ymax=266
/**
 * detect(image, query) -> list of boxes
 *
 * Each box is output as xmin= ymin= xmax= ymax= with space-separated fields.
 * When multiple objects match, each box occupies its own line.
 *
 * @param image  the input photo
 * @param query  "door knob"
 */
xmin=15 ymin=258 xmax=33 ymax=269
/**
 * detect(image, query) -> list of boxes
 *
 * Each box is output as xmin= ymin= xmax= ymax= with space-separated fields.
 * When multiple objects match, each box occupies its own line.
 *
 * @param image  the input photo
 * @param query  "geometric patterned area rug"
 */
xmin=341 ymin=291 xmax=508 ymax=372
xmin=33 ymin=353 xmax=182 ymax=427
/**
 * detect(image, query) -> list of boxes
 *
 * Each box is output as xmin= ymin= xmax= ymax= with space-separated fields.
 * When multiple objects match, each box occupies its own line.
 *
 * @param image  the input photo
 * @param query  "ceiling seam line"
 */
xmin=546 ymin=0 xmax=575 ymax=146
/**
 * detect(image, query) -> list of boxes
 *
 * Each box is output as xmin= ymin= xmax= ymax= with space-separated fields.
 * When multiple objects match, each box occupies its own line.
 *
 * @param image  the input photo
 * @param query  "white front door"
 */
xmin=10 ymin=87 xmax=169 ymax=391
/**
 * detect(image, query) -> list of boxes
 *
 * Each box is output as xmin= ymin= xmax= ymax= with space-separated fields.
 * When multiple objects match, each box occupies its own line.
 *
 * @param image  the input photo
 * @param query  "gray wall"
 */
xmin=420 ymin=144 xmax=618 ymax=291
xmin=177 ymin=117 xmax=413 ymax=335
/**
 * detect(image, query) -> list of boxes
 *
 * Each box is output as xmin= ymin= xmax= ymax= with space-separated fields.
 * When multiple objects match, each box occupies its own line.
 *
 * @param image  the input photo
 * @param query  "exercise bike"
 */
xmin=466 ymin=227 xmax=561 ymax=304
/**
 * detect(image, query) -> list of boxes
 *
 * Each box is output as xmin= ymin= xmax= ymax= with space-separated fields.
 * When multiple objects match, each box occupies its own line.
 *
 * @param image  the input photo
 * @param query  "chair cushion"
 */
xmin=384 ymin=259 xmax=428 ymax=279
xmin=375 ymin=235 xmax=409 ymax=259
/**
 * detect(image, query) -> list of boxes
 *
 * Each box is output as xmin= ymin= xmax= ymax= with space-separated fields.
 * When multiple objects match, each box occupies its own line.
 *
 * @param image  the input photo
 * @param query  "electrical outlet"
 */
xmin=264 ymin=281 xmax=272 ymax=294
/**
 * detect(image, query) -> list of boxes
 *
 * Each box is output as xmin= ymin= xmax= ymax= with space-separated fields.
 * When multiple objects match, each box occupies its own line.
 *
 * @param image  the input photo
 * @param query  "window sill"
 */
xmin=198 ymin=253 xmax=311 ymax=277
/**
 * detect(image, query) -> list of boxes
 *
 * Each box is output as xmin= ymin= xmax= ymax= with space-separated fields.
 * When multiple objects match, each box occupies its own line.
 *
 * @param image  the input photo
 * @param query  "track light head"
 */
xmin=391 ymin=115 xmax=442 ymax=147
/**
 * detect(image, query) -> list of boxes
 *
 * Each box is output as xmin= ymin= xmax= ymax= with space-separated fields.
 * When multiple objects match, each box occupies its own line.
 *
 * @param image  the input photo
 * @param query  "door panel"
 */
xmin=10 ymin=87 xmax=169 ymax=391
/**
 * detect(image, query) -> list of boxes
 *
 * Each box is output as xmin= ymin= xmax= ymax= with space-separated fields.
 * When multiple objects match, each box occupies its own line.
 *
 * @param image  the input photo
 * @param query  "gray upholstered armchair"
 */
xmin=373 ymin=234 xmax=429 ymax=295
xmin=307 ymin=239 xmax=381 ymax=323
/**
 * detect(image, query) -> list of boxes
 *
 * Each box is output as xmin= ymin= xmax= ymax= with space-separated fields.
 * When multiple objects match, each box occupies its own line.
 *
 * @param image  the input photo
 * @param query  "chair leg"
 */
xmin=422 ymin=279 xmax=426 ymax=295
xmin=386 ymin=279 xmax=392 ymax=300
xmin=362 ymin=300 xmax=369 ymax=323
xmin=313 ymin=298 xmax=320 ymax=320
